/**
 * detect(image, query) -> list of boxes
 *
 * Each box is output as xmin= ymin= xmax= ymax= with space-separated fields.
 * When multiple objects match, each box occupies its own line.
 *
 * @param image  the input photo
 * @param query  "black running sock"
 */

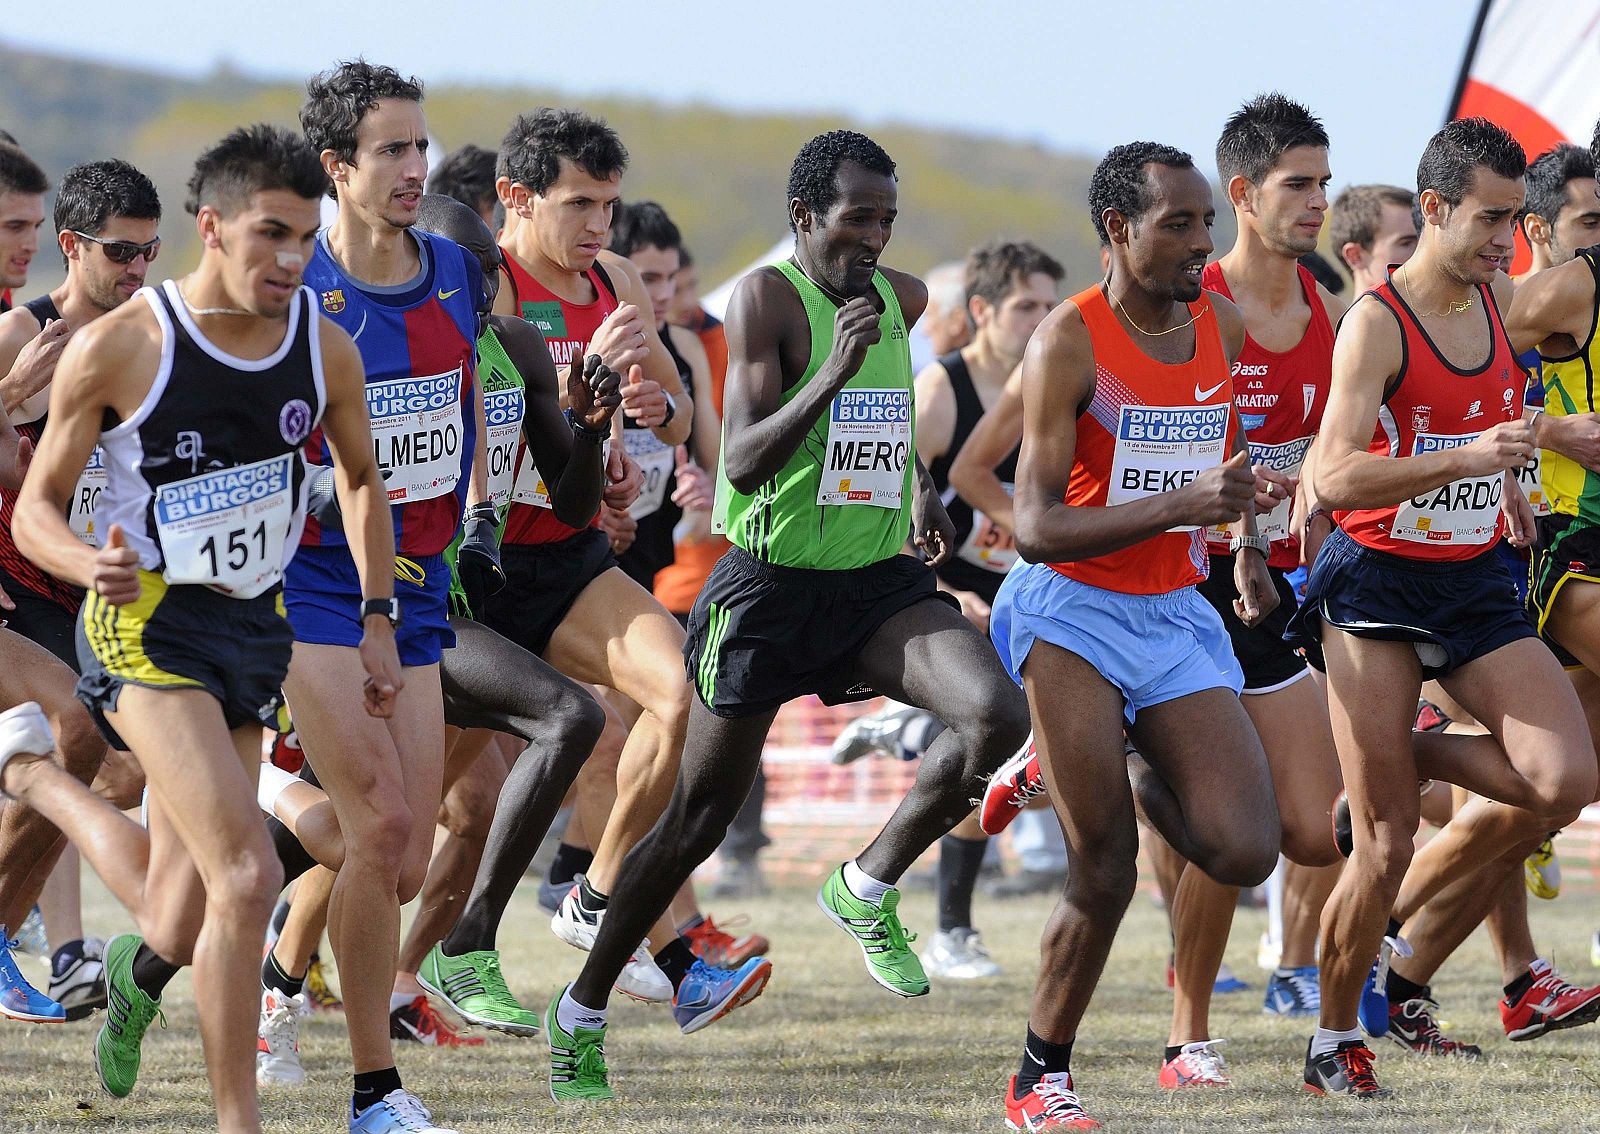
xmin=1386 ymin=917 xmax=1403 ymax=940
xmin=1016 ymin=1027 xmax=1072 ymax=1093
xmin=269 ymin=898 xmax=292 ymax=938
xmin=50 ymin=939 xmax=86 ymax=980
xmin=1386 ymin=969 xmax=1427 ymax=1006
xmin=129 ymin=944 xmax=180 ymax=999
xmin=262 ymin=949 xmax=305 ymax=998
xmin=353 ymin=1067 xmax=403 ymax=1114
xmin=268 ymin=815 xmax=318 ymax=887
xmin=548 ymin=843 xmax=594 ymax=887
xmin=654 ymin=937 xmax=698 ymax=991
xmin=1503 ymin=968 xmax=1535 ymax=1004
xmin=936 ymin=834 xmax=988 ymax=933
xmin=577 ymin=877 xmax=609 ymax=914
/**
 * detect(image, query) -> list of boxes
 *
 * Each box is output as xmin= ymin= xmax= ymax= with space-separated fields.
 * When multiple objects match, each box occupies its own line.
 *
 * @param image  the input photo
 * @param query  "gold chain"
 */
xmin=1396 ymin=265 xmax=1474 ymax=317
xmin=1108 ymin=285 xmax=1199 ymax=337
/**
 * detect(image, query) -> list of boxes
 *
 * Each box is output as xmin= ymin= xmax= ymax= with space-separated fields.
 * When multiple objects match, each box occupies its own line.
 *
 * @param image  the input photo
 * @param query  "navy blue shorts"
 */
xmin=1286 ymin=527 xmax=1535 ymax=679
xmin=284 ymin=545 xmax=454 ymax=667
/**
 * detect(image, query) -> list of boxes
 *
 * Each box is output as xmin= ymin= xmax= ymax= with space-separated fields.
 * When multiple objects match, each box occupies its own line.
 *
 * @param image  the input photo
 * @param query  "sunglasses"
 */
xmin=71 ymin=231 xmax=160 ymax=265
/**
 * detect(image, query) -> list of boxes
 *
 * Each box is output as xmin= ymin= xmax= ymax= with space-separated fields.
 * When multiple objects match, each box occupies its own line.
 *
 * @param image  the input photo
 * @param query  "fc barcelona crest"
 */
xmin=321 ymin=289 xmax=346 ymax=314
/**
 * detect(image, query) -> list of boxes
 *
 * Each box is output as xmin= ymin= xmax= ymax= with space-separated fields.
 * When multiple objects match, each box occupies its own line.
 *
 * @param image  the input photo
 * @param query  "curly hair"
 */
xmin=1087 ymin=141 xmax=1194 ymax=244
xmin=786 ymin=130 xmax=895 ymax=233
xmin=300 ymin=60 xmax=423 ymax=197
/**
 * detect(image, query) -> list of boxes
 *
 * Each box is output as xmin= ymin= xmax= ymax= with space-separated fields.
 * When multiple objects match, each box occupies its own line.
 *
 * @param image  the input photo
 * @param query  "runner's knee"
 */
xmin=1062 ymin=846 xmax=1136 ymax=918
xmin=1192 ymin=830 xmax=1280 ymax=888
xmin=439 ymin=777 xmax=497 ymax=841
xmin=343 ymin=797 xmax=414 ymax=874
xmin=547 ymin=688 xmax=607 ymax=770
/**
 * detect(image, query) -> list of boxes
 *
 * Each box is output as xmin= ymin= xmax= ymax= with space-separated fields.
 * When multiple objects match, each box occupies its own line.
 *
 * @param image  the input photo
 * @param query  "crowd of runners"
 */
xmin=0 ymin=63 xmax=1598 ymax=1133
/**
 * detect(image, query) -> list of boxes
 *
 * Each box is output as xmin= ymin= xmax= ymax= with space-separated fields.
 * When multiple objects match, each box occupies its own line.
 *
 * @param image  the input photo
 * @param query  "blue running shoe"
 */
xmin=1358 ymin=935 xmax=1411 ymax=1038
xmin=1263 ymin=966 xmax=1321 ymax=1016
xmin=0 ymin=929 xmax=64 ymax=1023
xmin=671 ymin=956 xmax=772 ymax=1035
xmin=349 ymin=1088 xmax=458 ymax=1133
xmin=1213 ymin=964 xmax=1249 ymax=995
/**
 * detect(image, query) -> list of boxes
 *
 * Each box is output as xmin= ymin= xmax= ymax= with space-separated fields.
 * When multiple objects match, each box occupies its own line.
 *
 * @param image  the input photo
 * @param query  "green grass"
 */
xmin=5 ymin=873 xmax=1600 ymax=1132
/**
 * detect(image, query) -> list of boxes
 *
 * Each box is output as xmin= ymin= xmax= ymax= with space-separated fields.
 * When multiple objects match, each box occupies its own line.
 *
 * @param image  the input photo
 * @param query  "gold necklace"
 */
xmin=1397 ymin=266 xmax=1474 ymax=317
xmin=177 ymin=282 xmax=252 ymax=318
xmin=1107 ymin=284 xmax=1199 ymax=337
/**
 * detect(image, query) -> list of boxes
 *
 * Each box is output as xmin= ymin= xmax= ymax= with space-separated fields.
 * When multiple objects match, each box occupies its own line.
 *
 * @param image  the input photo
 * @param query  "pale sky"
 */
xmin=5 ymin=0 xmax=1479 ymax=190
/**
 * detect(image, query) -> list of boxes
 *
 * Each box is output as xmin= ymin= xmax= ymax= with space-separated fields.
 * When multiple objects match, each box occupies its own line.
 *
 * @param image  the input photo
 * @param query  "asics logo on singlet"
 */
xmin=438 ymin=288 xmax=462 ymax=301
xmin=1231 ymin=363 xmax=1269 ymax=377
xmin=1194 ymin=380 xmax=1228 ymax=401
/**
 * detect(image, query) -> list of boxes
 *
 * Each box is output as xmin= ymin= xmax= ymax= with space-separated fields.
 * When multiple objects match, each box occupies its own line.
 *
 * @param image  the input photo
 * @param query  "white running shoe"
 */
xmin=48 ymin=937 xmax=107 ymax=1021
xmin=0 ymin=702 xmax=54 ymax=798
xmin=829 ymin=702 xmax=929 ymax=765
xmin=349 ymin=1088 xmax=458 ymax=1133
xmin=256 ymin=986 xmax=306 ymax=1087
xmin=551 ymin=883 xmax=672 ymax=1003
xmin=920 ymin=928 xmax=1000 ymax=980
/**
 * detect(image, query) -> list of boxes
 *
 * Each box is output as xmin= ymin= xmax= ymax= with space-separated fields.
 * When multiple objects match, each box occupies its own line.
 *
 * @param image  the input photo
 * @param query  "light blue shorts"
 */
xmin=991 ymin=561 xmax=1243 ymax=724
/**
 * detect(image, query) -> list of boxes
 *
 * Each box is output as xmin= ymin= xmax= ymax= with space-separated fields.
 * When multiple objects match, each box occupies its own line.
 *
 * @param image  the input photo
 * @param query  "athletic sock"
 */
xmin=654 ymin=937 xmax=698 ymax=991
xmin=936 ymin=834 xmax=987 ymax=932
xmin=1386 ymin=917 xmax=1403 ymax=940
xmin=556 ymin=985 xmax=607 ymax=1035
xmin=352 ymin=1067 xmax=402 ymax=1115
xmin=389 ymin=992 xmax=417 ymax=1013
xmin=548 ymin=843 xmax=594 ymax=887
xmin=1504 ymin=967 xmax=1536 ymax=1004
xmin=50 ymin=939 xmax=86 ymax=980
xmin=1386 ymin=969 xmax=1427 ymax=1006
xmin=842 ymin=859 xmax=892 ymax=906
xmin=256 ymin=761 xmax=301 ymax=818
xmin=268 ymin=815 xmax=318 ymax=887
xmin=129 ymin=944 xmax=180 ymax=999
xmin=1310 ymin=1026 xmax=1362 ymax=1058
xmin=576 ymin=877 xmax=609 ymax=915
xmin=1016 ymin=1026 xmax=1072 ymax=1093
xmin=261 ymin=950 xmax=305 ymax=999
xmin=1163 ymin=1044 xmax=1183 ymax=1063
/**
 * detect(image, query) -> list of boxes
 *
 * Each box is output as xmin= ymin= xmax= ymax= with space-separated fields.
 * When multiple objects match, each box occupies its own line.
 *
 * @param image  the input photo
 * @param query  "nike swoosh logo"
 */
xmin=438 ymin=288 xmax=462 ymax=300
xmin=1195 ymin=380 xmax=1228 ymax=401
xmin=1025 ymin=1047 xmax=1046 ymax=1066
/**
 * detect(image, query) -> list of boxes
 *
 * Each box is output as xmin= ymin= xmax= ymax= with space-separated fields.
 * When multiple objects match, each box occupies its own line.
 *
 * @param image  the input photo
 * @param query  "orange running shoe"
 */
xmin=683 ymin=915 xmax=769 ymax=969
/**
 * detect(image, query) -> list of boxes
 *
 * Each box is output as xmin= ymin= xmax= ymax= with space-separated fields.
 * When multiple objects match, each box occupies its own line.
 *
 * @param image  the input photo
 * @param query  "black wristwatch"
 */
xmin=360 ymin=596 xmax=401 ymax=628
xmin=659 ymin=391 xmax=677 ymax=427
xmin=565 ymin=407 xmax=606 ymax=443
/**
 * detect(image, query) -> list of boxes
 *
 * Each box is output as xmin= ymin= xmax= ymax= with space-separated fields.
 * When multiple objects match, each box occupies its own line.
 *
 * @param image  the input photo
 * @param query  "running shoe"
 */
xmin=305 ymin=954 xmax=343 ymax=1014
xmin=672 ymin=955 xmax=772 ymax=1034
xmin=682 ymin=914 xmax=769 ymax=969
xmin=48 ymin=937 xmax=107 ymax=1021
xmin=546 ymin=986 xmax=613 ymax=1102
xmin=980 ymin=737 xmax=1043 ymax=836
xmin=268 ymin=727 xmax=305 ymax=773
xmin=13 ymin=906 xmax=48 ymax=956
xmin=95 ymin=934 xmax=165 ymax=1097
xmin=550 ymin=881 xmax=673 ymax=1002
xmin=256 ymin=986 xmax=306 ymax=1087
xmin=1262 ymin=966 xmax=1320 ymax=1016
xmin=921 ymin=927 xmax=1001 ymax=980
xmin=1213 ymin=964 xmax=1249 ymax=994
xmin=538 ymin=873 xmax=574 ymax=915
xmin=1302 ymin=1038 xmax=1390 ymax=1099
xmin=349 ymin=1088 xmax=459 ymax=1133
xmin=1158 ymin=1039 xmax=1230 ymax=1088
xmin=0 ymin=928 xmax=64 ymax=1023
xmin=1385 ymin=996 xmax=1481 ymax=1057
xmin=417 ymin=945 xmax=539 ymax=1037
xmin=388 ymin=994 xmax=485 ymax=1047
xmin=1357 ymin=934 xmax=1411 ymax=1038
xmin=816 ymin=866 xmax=928 ymax=997
xmin=830 ymin=702 xmax=926 ymax=765
xmin=1414 ymin=699 xmax=1452 ymax=732
xmin=1003 ymin=1072 xmax=1101 ymax=1130
xmin=1500 ymin=958 xmax=1600 ymax=1040
xmin=1524 ymin=837 xmax=1560 ymax=900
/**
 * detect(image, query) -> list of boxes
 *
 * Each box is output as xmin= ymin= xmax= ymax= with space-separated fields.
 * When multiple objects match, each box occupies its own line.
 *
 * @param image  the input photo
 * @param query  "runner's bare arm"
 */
xmin=598 ymin=250 xmax=691 ymax=446
xmin=947 ymin=365 xmax=1022 ymax=534
xmin=912 ymin=361 xmax=956 ymax=466
xmin=670 ymin=323 xmax=721 ymax=470
xmin=464 ymin=359 xmax=490 ymax=508
xmin=314 ymin=320 xmax=394 ymax=601
xmin=0 ymin=307 xmax=70 ymax=416
xmin=1507 ymin=261 xmax=1600 ymax=470
xmin=881 ymin=267 xmax=930 ymax=330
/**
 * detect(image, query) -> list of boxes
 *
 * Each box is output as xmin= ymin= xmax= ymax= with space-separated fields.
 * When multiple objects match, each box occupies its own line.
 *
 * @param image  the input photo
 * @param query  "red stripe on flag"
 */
xmin=1453 ymin=77 xmax=1567 ymax=275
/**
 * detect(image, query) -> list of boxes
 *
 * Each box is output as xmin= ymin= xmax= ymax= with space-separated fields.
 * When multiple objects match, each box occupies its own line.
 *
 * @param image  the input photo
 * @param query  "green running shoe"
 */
xmin=816 ymin=865 xmax=929 ymax=997
xmin=417 ymin=945 xmax=539 ymax=1037
xmin=545 ymin=986 xmax=613 ymax=1102
xmin=96 ymin=934 xmax=164 ymax=1098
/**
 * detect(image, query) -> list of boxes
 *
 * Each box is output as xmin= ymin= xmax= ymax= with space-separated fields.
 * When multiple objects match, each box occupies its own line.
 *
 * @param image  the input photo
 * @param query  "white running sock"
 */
xmin=1310 ymin=1026 xmax=1362 ymax=1058
xmin=257 ymin=762 xmax=301 ymax=819
xmin=389 ymin=992 xmax=416 ymax=1013
xmin=842 ymin=859 xmax=892 ymax=906
xmin=556 ymin=985 xmax=607 ymax=1035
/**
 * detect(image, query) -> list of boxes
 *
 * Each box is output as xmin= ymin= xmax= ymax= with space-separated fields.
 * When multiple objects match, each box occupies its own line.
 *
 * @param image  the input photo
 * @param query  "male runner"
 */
xmin=4 ymin=122 xmax=396 ymax=1133
xmin=1290 ymin=117 xmax=1597 ymax=1099
xmin=921 ymin=260 xmax=972 ymax=357
xmin=426 ymin=145 xmax=498 ymax=228
xmin=992 ymin=140 xmax=1282 ymax=1130
xmin=0 ymin=159 xmax=162 ymax=1021
xmin=546 ymin=128 xmax=1031 ymax=1103
xmin=0 ymin=143 xmax=48 ymax=317
xmin=1328 ymin=184 xmax=1418 ymax=294
xmin=290 ymin=61 xmax=483 ymax=1133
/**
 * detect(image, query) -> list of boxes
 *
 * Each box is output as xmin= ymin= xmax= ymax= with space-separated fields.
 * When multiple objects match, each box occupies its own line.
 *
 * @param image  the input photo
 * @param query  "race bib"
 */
xmin=366 ymin=368 xmax=465 ymax=504
xmin=1106 ymin=404 xmax=1229 ymax=532
xmin=68 ymin=445 xmax=108 ymax=546
xmin=1393 ymin=432 xmax=1503 ymax=546
xmin=957 ymin=483 xmax=1018 ymax=573
xmin=817 ymin=388 xmax=912 ymax=508
xmin=511 ymin=438 xmax=610 ymax=510
xmin=1207 ymin=434 xmax=1314 ymax=547
xmin=484 ymin=387 xmax=525 ymax=513
xmin=624 ymin=429 xmax=677 ymax=520
xmin=154 ymin=453 xmax=295 ymax=598
xmin=1515 ymin=449 xmax=1550 ymax=518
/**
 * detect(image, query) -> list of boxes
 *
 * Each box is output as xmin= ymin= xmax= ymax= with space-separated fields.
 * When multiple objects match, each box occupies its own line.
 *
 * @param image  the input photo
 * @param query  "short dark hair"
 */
xmin=1416 ymin=117 xmax=1526 ymax=207
xmin=1520 ymin=142 xmax=1597 ymax=233
xmin=498 ymin=108 xmax=628 ymax=196
xmin=55 ymin=161 xmax=160 ymax=264
xmin=301 ymin=60 xmax=423 ymax=197
xmin=0 ymin=129 xmax=18 ymax=147
xmin=1216 ymin=93 xmax=1329 ymax=186
xmin=1088 ymin=141 xmax=1195 ymax=244
xmin=186 ymin=124 xmax=328 ymax=217
xmin=427 ymin=144 xmax=497 ymax=212
xmin=0 ymin=143 xmax=49 ymax=196
xmin=678 ymin=245 xmax=694 ymax=269
xmin=1328 ymin=184 xmax=1415 ymax=255
xmin=786 ymin=130 xmax=896 ymax=233
xmin=609 ymin=201 xmax=682 ymax=259
xmin=964 ymin=240 xmax=1064 ymax=310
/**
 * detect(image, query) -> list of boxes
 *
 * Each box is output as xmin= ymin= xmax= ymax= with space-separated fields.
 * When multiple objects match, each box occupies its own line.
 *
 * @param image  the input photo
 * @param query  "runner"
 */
xmin=547 ymin=127 xmax=1031 ymax=1103
xmin=290 ymin=61 xmax=482 ymax=1134
xmin=1289 ymin=117 xmax=1597 ymax=1099
xmin=0 ymin=142 xmax=48 ymax=317
xmin=921 ymin=260 xmax=972 ymax=357
xmin=1328 ymin=184 xmax=1419 ymax=293
xmin=3 ymin=122 xmax=394 ymax=1134
xmin=991 ymin=140 xmax=1282 ymax=1131
xmin=425 ymin=144 xmax=498 ymax=227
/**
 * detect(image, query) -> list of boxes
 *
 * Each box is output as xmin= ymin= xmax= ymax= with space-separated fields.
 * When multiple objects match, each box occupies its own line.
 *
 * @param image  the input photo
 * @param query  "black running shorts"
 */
xmin=1529 ymin=513 xmax=1600 ymax=668
xmin=479 ymin=528 xmax=619 ymax=658
xmin=0 ymin=563 xmax=80 ymax=671
xmin=1196 ymin=555 xmax=1308 ymax=693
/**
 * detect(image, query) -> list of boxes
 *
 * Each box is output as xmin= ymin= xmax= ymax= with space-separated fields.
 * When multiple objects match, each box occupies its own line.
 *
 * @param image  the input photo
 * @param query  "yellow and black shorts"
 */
xmin=1529 ymin=514 xmax=1600 ymax=669
xmin=75 ymin=569 xmax=293 ymax=749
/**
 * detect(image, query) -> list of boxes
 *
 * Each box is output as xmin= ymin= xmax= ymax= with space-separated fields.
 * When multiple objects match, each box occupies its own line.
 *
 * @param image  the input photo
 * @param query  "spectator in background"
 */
xmin=922 ymin=260 xmax=972 ymax=356
xmin=1328 ymin=183 xmax=1418 ymax=294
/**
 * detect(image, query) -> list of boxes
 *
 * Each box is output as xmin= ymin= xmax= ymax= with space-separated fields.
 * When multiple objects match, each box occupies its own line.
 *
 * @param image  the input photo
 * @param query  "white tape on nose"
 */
xmin=276 ymin=251 xmax=305 ymax=270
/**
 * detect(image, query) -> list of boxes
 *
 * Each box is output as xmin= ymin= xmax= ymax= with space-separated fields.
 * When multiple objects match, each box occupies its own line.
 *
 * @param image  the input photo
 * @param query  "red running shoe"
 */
xmin=1159 ymin=1039 xmax=1230 ymax=1088
xmin=981 ymin=736 xmax=1043 ymax=836
xmin=1302 ymin=1038 xmax=1390 ymax=1099
xmin=1004 ymin=1072 xmax=1100 ymax=1130
xmin=268 ymin=729 xmax=304 ymax=773
xmin=683 ymin=914 xmax=770 ymax=969
xmin=1501 ymin=958 xmax=1600 ymax=1040
xmin=389 ymin=994 xmax=485 ymax=1046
